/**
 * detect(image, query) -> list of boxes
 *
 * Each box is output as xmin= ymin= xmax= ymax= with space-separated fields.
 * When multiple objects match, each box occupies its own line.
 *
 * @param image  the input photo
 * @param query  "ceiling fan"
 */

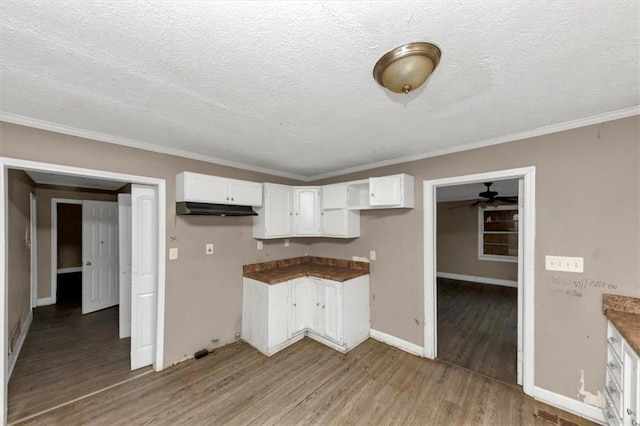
xmin=450 ymin=182 xmax=518 ymax=209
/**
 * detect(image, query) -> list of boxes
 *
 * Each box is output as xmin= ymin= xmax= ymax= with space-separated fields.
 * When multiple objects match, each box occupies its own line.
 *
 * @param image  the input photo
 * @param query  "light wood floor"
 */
xmin=8 ymin=275 xmax=151 ymax=424
xmin=437 ymin=278 xmax=518 ymax=384
xmin=15 ymin=337 xmax=594 ymax=425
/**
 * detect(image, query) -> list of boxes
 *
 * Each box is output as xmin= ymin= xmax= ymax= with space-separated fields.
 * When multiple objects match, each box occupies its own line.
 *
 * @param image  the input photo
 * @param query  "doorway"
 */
xmin=435 ymin=179 xmax=519 ymax=384
xmin=423 ymin=167 xmax=535 ymax=395
xmin=0 ymin=157 xmax=166 ymax=426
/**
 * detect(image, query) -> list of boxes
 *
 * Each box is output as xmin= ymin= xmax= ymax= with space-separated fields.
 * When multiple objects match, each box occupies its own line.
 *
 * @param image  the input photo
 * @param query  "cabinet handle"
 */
xmin=606 ymin=411 xmax=614 ymax=419
xmin=610 ymin=336 xmax=617 ymax=343
xmin=322 ymin=305 xmax=325 ymax=309
xmin=628 ymin=408 xmax=637 ymax=416
xmin=289 ymin=212 xmax=293 ymax=216
xmin=321 ymin=212 xmax=324 ymax=215
xmin=608 ymin=362 xmax=617 ymax=369
xmin=371 ymin=193 xmax=375 ymax=197
xmin=316 ymin=303 xmax=319 ymax=306
xmin=608 ymin=385 xmax=616 ymax=394
xmin=231 ymin=197 xmax=234 ymax=201
xmin=632 ymin=420 xmax=637 ymax=426
xmin=293 ymin=303 xmax=296 ymax=307
xmin=226 ymin=197 xmax=229 ymax=201
xmin=296 ymin=213 xmax=299 ymax=215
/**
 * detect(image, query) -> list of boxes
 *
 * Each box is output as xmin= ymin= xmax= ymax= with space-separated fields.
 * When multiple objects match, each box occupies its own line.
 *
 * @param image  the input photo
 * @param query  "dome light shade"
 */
xmin=373 ymin=42 xmax=441 ymax=94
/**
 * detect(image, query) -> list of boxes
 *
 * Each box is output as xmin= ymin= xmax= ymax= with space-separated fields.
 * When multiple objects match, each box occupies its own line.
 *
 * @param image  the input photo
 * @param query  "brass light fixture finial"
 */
xmin=373 ymin=42 xmax=441 ymax=94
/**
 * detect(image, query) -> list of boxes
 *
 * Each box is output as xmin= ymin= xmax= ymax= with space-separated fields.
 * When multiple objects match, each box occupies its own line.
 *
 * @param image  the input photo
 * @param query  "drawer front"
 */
xmin=606 ymin=368 xmax=624 ymax=418
xmin=603 ymin=394 xmax=621 ymax=426
xmin=608 ymin=322 xmax=624 ymax=360
xmin=607 ymin=345 xmax=624 ymax=389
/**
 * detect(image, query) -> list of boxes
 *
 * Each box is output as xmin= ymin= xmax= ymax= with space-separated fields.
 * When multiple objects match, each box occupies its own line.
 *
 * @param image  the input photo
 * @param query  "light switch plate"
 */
xmin=370 ymin=250 xmax=376 ymax=261
xmin=257 ymin=241 xmax=263 ymax=250
xmin=284 ymin=239 xmax=290 ymax=247
xmin=206 ymin=244 xmax=214 ymax=255
xmin=169 ymin=248 xmax=178 ymax=260
xmin=545 ymin=255 xmax=584 ymax=273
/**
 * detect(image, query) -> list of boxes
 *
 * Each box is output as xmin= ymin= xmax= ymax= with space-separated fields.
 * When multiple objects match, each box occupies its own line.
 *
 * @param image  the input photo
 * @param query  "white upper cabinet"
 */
xmin=176 ymin=172 xmax=262 ymax=206
xmin=254 ymin=183 xmax=294 ymax=239
xmin=369 ymin=174 xmax=414 ymax=208
xmin=321 ymin=209 xmax=360 ymax=238
xmin=228 ymin=179 xmax=263 ymax=206
xmin=294 ymin=187 xmax=321 ymax=236
xmin=322 ymin=183 xmax=349 ymax=209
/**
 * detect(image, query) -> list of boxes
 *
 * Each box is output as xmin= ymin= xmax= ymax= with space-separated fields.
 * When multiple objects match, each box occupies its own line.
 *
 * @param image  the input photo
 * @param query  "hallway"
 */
xmin=7 ymin=273 xmax=150 ymax=423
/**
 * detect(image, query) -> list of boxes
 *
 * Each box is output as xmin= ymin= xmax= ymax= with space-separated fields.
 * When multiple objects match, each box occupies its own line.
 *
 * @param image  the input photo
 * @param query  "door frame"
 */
xmin=29 ymin=193 xmax=37 ymax=309
xmin=49 ymin=198 xmax=83 ymax=306
xmin=0 ymin=156 xmax=166 ymax=426
xmin=423 ymin=166 xmax=535 ymax=395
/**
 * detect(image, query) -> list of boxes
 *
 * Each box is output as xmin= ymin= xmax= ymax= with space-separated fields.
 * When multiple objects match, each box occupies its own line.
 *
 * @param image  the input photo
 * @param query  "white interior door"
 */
xmin=82 ymin=201 xmax=119 ymax=314
xmin=118 ymin=194 xmax=132 ymax=339
xmin=131 ymin=184 xmax=157 ymax=370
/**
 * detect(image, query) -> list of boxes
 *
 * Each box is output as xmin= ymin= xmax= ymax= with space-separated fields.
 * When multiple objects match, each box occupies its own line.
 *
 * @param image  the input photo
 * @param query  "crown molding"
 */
xmin=2 ymin=106 xmax=638 ymax=183
xmin=306 ymin=105 xmax=640 ymax=181
xmin=0 ymin=113 xmax=308 ymax=182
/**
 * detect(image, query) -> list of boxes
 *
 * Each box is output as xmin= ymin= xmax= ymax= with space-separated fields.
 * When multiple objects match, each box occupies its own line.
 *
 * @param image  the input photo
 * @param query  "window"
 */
xmin=478 ymin=205 xmax=518 ymax=262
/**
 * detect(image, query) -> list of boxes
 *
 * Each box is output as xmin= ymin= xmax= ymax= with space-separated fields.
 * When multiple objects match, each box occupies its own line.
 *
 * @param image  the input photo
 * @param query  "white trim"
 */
xmin=0 ymin=165 xmax=6 ymax=426
xmin=57 ymin=267 xmax=82 ymax=274
xmin=0 ymin=113 xmax=307 ymax=182
xmin=36 ymin=297 xmax=54 ymax=307
xmin=369 ymin=329 xmax=424 ymax=357
xmin=423 ymin=166 xmax=536 ymax=396
xmin=7 ymin=310 xmax=32 ymax=380
xmin=51 ymin=198 xmax=83 ymax=304
xmin=3 ymin=108 xmax=638 ymax=184
xmin=309 ymin=106 xmax=640 ymax=181
xmin=29 ymin=193 xmax=37 ymax=309
xmin=436 ymin=272 xmax=517 ymax=288
xmin=0 ymin=156 xmax=167 ymax=426
xmin=531 ymin=386 xmax=605 ymax=425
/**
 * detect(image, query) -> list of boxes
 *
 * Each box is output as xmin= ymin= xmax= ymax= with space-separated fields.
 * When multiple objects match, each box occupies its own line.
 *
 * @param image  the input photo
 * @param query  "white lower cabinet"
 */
xmin=604 ymin=320 xmax=640 ymax=426
xmin=242 ymin=275 xmax=369 ymax=356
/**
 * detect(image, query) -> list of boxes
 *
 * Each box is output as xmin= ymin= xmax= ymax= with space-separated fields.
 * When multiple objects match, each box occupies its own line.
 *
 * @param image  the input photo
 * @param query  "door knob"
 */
xmin=85 ymin=261 xmax=92 ymax=266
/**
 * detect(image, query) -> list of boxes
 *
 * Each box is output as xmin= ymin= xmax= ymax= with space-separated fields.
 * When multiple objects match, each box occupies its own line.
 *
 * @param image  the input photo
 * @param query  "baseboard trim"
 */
xmin=436 ymin=272 xmax=518 ymax=288
xmin=8 ymin=310 xmax=33 ymax=379
xmin=57 ymin=266 xmax=82 ymax=274
xmin=531 ymin=385 xmax=605 ymax=425
xmin=37 ymin=296 xmax=54 ymax=306
xmin=369 ymin=329 xmax=424 ymax=357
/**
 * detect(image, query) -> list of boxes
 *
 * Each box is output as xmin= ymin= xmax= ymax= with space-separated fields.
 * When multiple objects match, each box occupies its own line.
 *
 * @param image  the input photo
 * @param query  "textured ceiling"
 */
xmin=1 ymin=1 xmax=639 ymax=180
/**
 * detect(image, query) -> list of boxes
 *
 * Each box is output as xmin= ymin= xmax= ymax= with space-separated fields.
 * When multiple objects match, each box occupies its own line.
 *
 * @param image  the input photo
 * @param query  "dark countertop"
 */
xmin=243 ymin=256 xmax=370 ymax=284
xmin=603 ymin=294 xmax=640 ymax=356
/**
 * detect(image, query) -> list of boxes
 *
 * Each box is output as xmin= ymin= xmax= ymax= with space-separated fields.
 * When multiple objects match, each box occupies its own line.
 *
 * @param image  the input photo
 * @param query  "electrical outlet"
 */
xmin=169 ymin=248 xmax=178 ymax=260
xmin=284 ymin=239 xmax=290 ymax=247
xmin=206 ymin=244 xmax=214 ymax=255
xmin=370 ymin=250 xmax=376 ymax=261
xmin=257 ymin=241 xmax=263 ymax=250
xmin=545 ymin=255 xmax=584 ymax=273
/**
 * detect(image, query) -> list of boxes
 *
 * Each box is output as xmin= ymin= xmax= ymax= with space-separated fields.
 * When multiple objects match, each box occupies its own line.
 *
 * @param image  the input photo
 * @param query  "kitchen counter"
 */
xmin=603 ymin=294 xmax=640 ymax=356
xmin=243 ymin=256 xmax=369 ymax=284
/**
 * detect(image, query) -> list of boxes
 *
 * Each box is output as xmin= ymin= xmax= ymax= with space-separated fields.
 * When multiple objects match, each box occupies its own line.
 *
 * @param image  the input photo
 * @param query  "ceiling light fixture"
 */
xmin=373 ymin=42 xmax=441 ymax=94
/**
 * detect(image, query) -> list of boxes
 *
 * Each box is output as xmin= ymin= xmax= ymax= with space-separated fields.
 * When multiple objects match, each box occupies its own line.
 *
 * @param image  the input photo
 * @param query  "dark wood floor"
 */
xmin=14 ymin=337 xmax=594 ymax=425
xmin=8 ymin=273 xmax=150 ymax=424
xmin=437 ymin=278 xmax=518 ymax=384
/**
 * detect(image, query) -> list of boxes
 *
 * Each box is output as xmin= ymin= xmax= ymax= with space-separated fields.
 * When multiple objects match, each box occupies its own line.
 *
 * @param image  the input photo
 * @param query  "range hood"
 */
xmin=176 ymin=202 xmax=258 ymax=216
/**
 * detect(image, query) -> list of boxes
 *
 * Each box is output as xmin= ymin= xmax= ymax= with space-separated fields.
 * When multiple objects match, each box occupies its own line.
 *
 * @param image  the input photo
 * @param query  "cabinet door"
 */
xmin=322 ymin=209 xmax=346 ymax=237
xmin=322 ymin=280 xmax=343 ymax=344
xmin=369 ymin=175 xmax=402 ymax=206
xmin=623 ymin=343 xmax=639 ymax=426
xmin=294 ymin=187 xmax=321 ymax=235
xmin=185 ymin=173 xmax=229 ymax=203
xmin=288 ymin=279 xmax=308 ymax=338
xmin=268 ymin=282 xmax=290 ymax=349
xmin=264 ymin=184 xmax=293 ymax=238
xmin=307 ymin=278 xmax=323 ymax=334
xmin=229 ymin=180 xmax=263 ymax=206
xmin=322 ymin=183 xmax=348 ymax=209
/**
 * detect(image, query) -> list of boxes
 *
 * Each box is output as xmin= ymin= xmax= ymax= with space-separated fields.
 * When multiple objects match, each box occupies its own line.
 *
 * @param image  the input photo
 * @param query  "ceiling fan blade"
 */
xmin=468 ymin=200 xmax=482 ymax=208
xmin=447 ymin=201 xmax=474 ymax=209
xmin=496 ymin=196 xmax=518 ymax=203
